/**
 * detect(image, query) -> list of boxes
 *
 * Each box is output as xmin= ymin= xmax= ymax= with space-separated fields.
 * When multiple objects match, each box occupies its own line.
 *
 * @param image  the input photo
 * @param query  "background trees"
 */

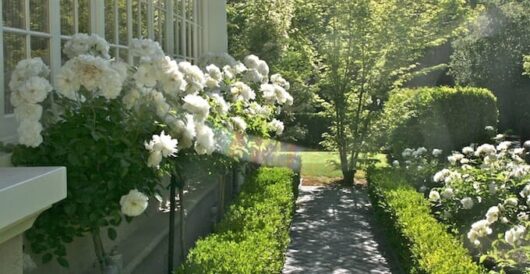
xmin=227 ymin=0 xmax=322 ymax=147
xmin=315 ymin=0 xmax=468 ymax=184
xmin=449 ymin=0 xmax=530 ymax=139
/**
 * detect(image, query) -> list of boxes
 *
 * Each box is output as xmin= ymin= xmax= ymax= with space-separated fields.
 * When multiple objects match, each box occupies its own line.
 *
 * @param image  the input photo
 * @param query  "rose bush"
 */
xmin=7 ymin=33 xmax=292 ymax=267
xmin=402 ymin=132 xmax=530 ymax=272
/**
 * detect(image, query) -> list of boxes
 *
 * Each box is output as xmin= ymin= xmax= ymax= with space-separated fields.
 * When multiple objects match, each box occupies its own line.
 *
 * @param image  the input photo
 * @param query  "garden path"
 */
xmin=282 ymin=184 xmax=396 ymax=274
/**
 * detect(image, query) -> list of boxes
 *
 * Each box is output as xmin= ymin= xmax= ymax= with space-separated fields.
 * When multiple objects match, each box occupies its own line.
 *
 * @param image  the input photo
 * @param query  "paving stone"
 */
xmin=282 ymin=185 xmax=394 ymax=274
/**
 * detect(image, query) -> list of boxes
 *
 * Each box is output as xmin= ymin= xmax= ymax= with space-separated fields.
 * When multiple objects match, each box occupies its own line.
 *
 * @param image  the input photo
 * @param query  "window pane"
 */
xmin=61 ymin=39 xmax=69 ymax=63
xmin=30 ymin=0 xmax=49 ymax=32
xmin=3 ymin=33 xmax=27 ymax=114
xmin=140 ymin=2 xmax=148 ymax=38
xmin=118 ymin=49 xmax=128 ymax=62
xmin=2 ymin=0 xmax=25 ymax=29
xmin=78 ymin=0 xmax=90 ymax=34
xmin=118 ymin=1 xmax=128 ymax=45
xmin=105 ymin=0 xmax=117 ymax=43
xmin=154 ymin=7 xmax=165 ymax=49
xmin=60 ymin=0 xmax=75 ymax=35
xmin=174 ymin=20 xmax=180 ymax=56
xmin=30 ymin=37 xmax=50 ymax=65
xmin=132 ymin=0 xmax=148 ymax=38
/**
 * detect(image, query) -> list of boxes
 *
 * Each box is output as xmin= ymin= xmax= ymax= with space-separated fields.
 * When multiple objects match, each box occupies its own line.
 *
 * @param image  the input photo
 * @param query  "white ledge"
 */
xmin=0 ymin=167 xmax=67 ymax=244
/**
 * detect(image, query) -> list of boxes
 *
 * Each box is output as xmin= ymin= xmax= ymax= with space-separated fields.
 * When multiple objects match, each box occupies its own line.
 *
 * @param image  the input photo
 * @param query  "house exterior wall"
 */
xmin=0 ymin=0 xmax=228 ymax=147
xmin=0 ymin=1 xmax=228 ymax=272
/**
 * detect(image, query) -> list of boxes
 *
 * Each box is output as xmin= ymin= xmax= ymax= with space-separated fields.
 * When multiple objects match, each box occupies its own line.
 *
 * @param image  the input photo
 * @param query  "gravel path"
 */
xmin=282 ymin=185 xmax=395 ymax=274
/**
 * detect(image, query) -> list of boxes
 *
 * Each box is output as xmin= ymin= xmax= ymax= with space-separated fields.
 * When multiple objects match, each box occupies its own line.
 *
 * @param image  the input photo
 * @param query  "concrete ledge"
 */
xmin=0 ymin=167 xmax=67 ymax=245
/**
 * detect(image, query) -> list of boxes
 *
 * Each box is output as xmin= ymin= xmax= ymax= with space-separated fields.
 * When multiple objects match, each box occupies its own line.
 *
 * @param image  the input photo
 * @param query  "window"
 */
xmin=0 ymin=0 xmax=216 ymax=143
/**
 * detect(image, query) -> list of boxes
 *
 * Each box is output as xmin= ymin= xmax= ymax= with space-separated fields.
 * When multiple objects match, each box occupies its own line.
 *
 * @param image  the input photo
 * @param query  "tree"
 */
xmin=449 ymin=0 xmax=530 ymax=139
xmin=316 ymin=0 xmax=469 ymax=184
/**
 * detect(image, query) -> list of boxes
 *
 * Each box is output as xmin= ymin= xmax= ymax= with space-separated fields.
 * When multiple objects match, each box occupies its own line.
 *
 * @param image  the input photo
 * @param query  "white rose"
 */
xmin=268 ymin=119 xmax=284 ymax=135
xmin=243 ymin=54 xmax=260 ymax=69
xmin=194 ymin=123 xmax=215 ymax=155
xmin=504 ymin=225 xmax=526 ymax=246
xmin=441 ymin=188 xmax=454 ymax=199
xmin=231 ymin=116 xmax=247 ymax=132
xmin=14 ymin=103 xmax=42 ymax=122
xmin=18 ymin=77 xmax=52 ymax=104
xmin=485 ymin=206 xmax=500 ymax=224
xmin=17 ymin=120 xmax=43 ymax=147
xmin=120 ymin=189 xmax=149 ymax=217
xmin=182 ymin=94 xmax=210 ymax=122
xmin=429 ymin=190 xmax=440 ymax=202
xmin=460 ymin=197 xmax=474 ymax=209
xmin=147 ymin=150 xmax=162 ymax=168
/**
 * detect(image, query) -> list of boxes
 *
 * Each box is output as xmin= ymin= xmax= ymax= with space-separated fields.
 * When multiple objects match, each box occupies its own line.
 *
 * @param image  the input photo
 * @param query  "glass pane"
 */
xmin=140 ymin=2 xmax=148 ymax=38
xmin=3 ymin=33 xmax=27 ymax=114
xmin=105 ymin=0 xmax=117 ymax=43
xmin=118 ymin=49 xmax=128 ymax=62
xmin=187 ymin=0 xmax=193 ymax=21
xmin=78 ymin=0 xmax=90 ymax=34
xmin=60 ymin=0 xmax=75 ymax=35
xmin=187 ymin=23 xmax=192 ymax=58
xmin=30 ymin=0 xmax=49 ymax=32
xmin=2 ymin=0 xmax=25 ymax=29
xmin=118 ymin=1 xmax=128 ymax=45
xmin=30 ymin=37 xmax=50 ymax=65
xmin=174 ymin=20 xmax=180 ymax=56
xmin=61 ymin=39 xmax=69 ymax=63
xmin=154 ymin=7 xmax=165 ymax=49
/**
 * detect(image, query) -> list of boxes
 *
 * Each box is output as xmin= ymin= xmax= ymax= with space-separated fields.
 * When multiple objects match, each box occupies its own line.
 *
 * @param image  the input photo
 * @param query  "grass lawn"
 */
xmin=299 ymin=151 xmax=342 ymax=177
xmin=274 ymin=151 xmax=387 ymax=183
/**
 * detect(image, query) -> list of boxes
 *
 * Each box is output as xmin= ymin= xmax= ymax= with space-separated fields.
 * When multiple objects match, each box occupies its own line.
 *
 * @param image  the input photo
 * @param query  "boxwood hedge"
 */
xmin=377 ymin=86 xmax=497 ymax=157
xmin=176 ymin=167 xmax=295 ymax=274
xmin=368 ymin=168 xmax=483 ymax=274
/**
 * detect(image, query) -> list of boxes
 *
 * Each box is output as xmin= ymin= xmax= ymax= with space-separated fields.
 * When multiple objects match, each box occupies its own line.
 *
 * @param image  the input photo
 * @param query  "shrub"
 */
xmin=424 ymin=140 xmax=530 ymax=272
xmin=177 ymin=167 xmax=295 ymax=274
xmin=378 ymin=86 xmax=497 ymax=156
xmin=368 ymin=168 xmax=483 ymax=274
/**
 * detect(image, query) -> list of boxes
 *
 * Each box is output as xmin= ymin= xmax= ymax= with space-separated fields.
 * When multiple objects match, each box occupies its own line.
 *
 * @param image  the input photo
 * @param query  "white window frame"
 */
xmin=0 ymin=0 xmax=225 ymax=144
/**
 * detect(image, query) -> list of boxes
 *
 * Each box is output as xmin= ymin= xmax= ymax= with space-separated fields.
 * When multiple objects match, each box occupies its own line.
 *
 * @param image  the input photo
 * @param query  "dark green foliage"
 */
xmin=378 ymin=86 xmax=498 ymax=156
xmin=449 ymin=0 xmax=530 ymax=138
xmin=291 ymin=112 xmax=330 ymax=149
xmin=10 ymin=97 xmax=159 ymax=265
xmin=367 ymin=168 xmax=483 ymax=274
xmin=177 ymin=167 xmax=295 ymax=274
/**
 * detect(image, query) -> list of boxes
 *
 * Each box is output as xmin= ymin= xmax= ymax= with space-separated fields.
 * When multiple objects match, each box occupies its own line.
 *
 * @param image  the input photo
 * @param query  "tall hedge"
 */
xmin=177 ymin=167 xmax=295 ymax=274
xmin=368 ymin=168 xmax=483 ymax=274
xmin=378 ymin=86 xmax=497 ymax=156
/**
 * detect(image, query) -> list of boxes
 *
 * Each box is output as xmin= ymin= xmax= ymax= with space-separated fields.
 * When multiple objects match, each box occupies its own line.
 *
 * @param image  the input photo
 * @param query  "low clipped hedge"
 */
xmin=368 ymin=168 xmax=483 ymax=274
xmin=177 ymin=167 xmax=295 ymax=274
xmin=378 ymin=86 xmax=497 ymax=156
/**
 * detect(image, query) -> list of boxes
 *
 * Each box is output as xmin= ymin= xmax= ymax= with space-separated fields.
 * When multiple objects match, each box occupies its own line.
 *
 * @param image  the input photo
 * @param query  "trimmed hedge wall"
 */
xmin=177 ymin=167 xmax=295 ymax=274
xmin=378 ymin=86 xmax=497 ymax=156
xmin=368 ymin=168 xmax=483 ymax=274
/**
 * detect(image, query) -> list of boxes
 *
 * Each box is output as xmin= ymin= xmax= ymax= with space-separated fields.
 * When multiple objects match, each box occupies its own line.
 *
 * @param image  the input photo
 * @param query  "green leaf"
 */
xmin=42 ymin=253 xmax=53 ymax=263
xmin=64 ymin=203 xmax=76 ymax=216
xmin=107 ymin=227 xmax=117 ymax=240
xmin=57 ymin=257 xmax=69 ymax=268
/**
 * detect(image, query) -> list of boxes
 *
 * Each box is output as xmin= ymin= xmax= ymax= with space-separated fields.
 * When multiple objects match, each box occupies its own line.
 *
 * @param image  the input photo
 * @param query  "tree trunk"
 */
xmin=178 ymin=186 xmax=185 ymax=262
xmin=342 ymin=169 xmax=355 ymax=186
xmin=91 ymin=229 xmax=107 ymax=273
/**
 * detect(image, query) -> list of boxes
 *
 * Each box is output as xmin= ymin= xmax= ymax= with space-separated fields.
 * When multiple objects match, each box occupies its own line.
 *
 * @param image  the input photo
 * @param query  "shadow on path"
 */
xmin=282 ymin=185 xmax=398 ymax=274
